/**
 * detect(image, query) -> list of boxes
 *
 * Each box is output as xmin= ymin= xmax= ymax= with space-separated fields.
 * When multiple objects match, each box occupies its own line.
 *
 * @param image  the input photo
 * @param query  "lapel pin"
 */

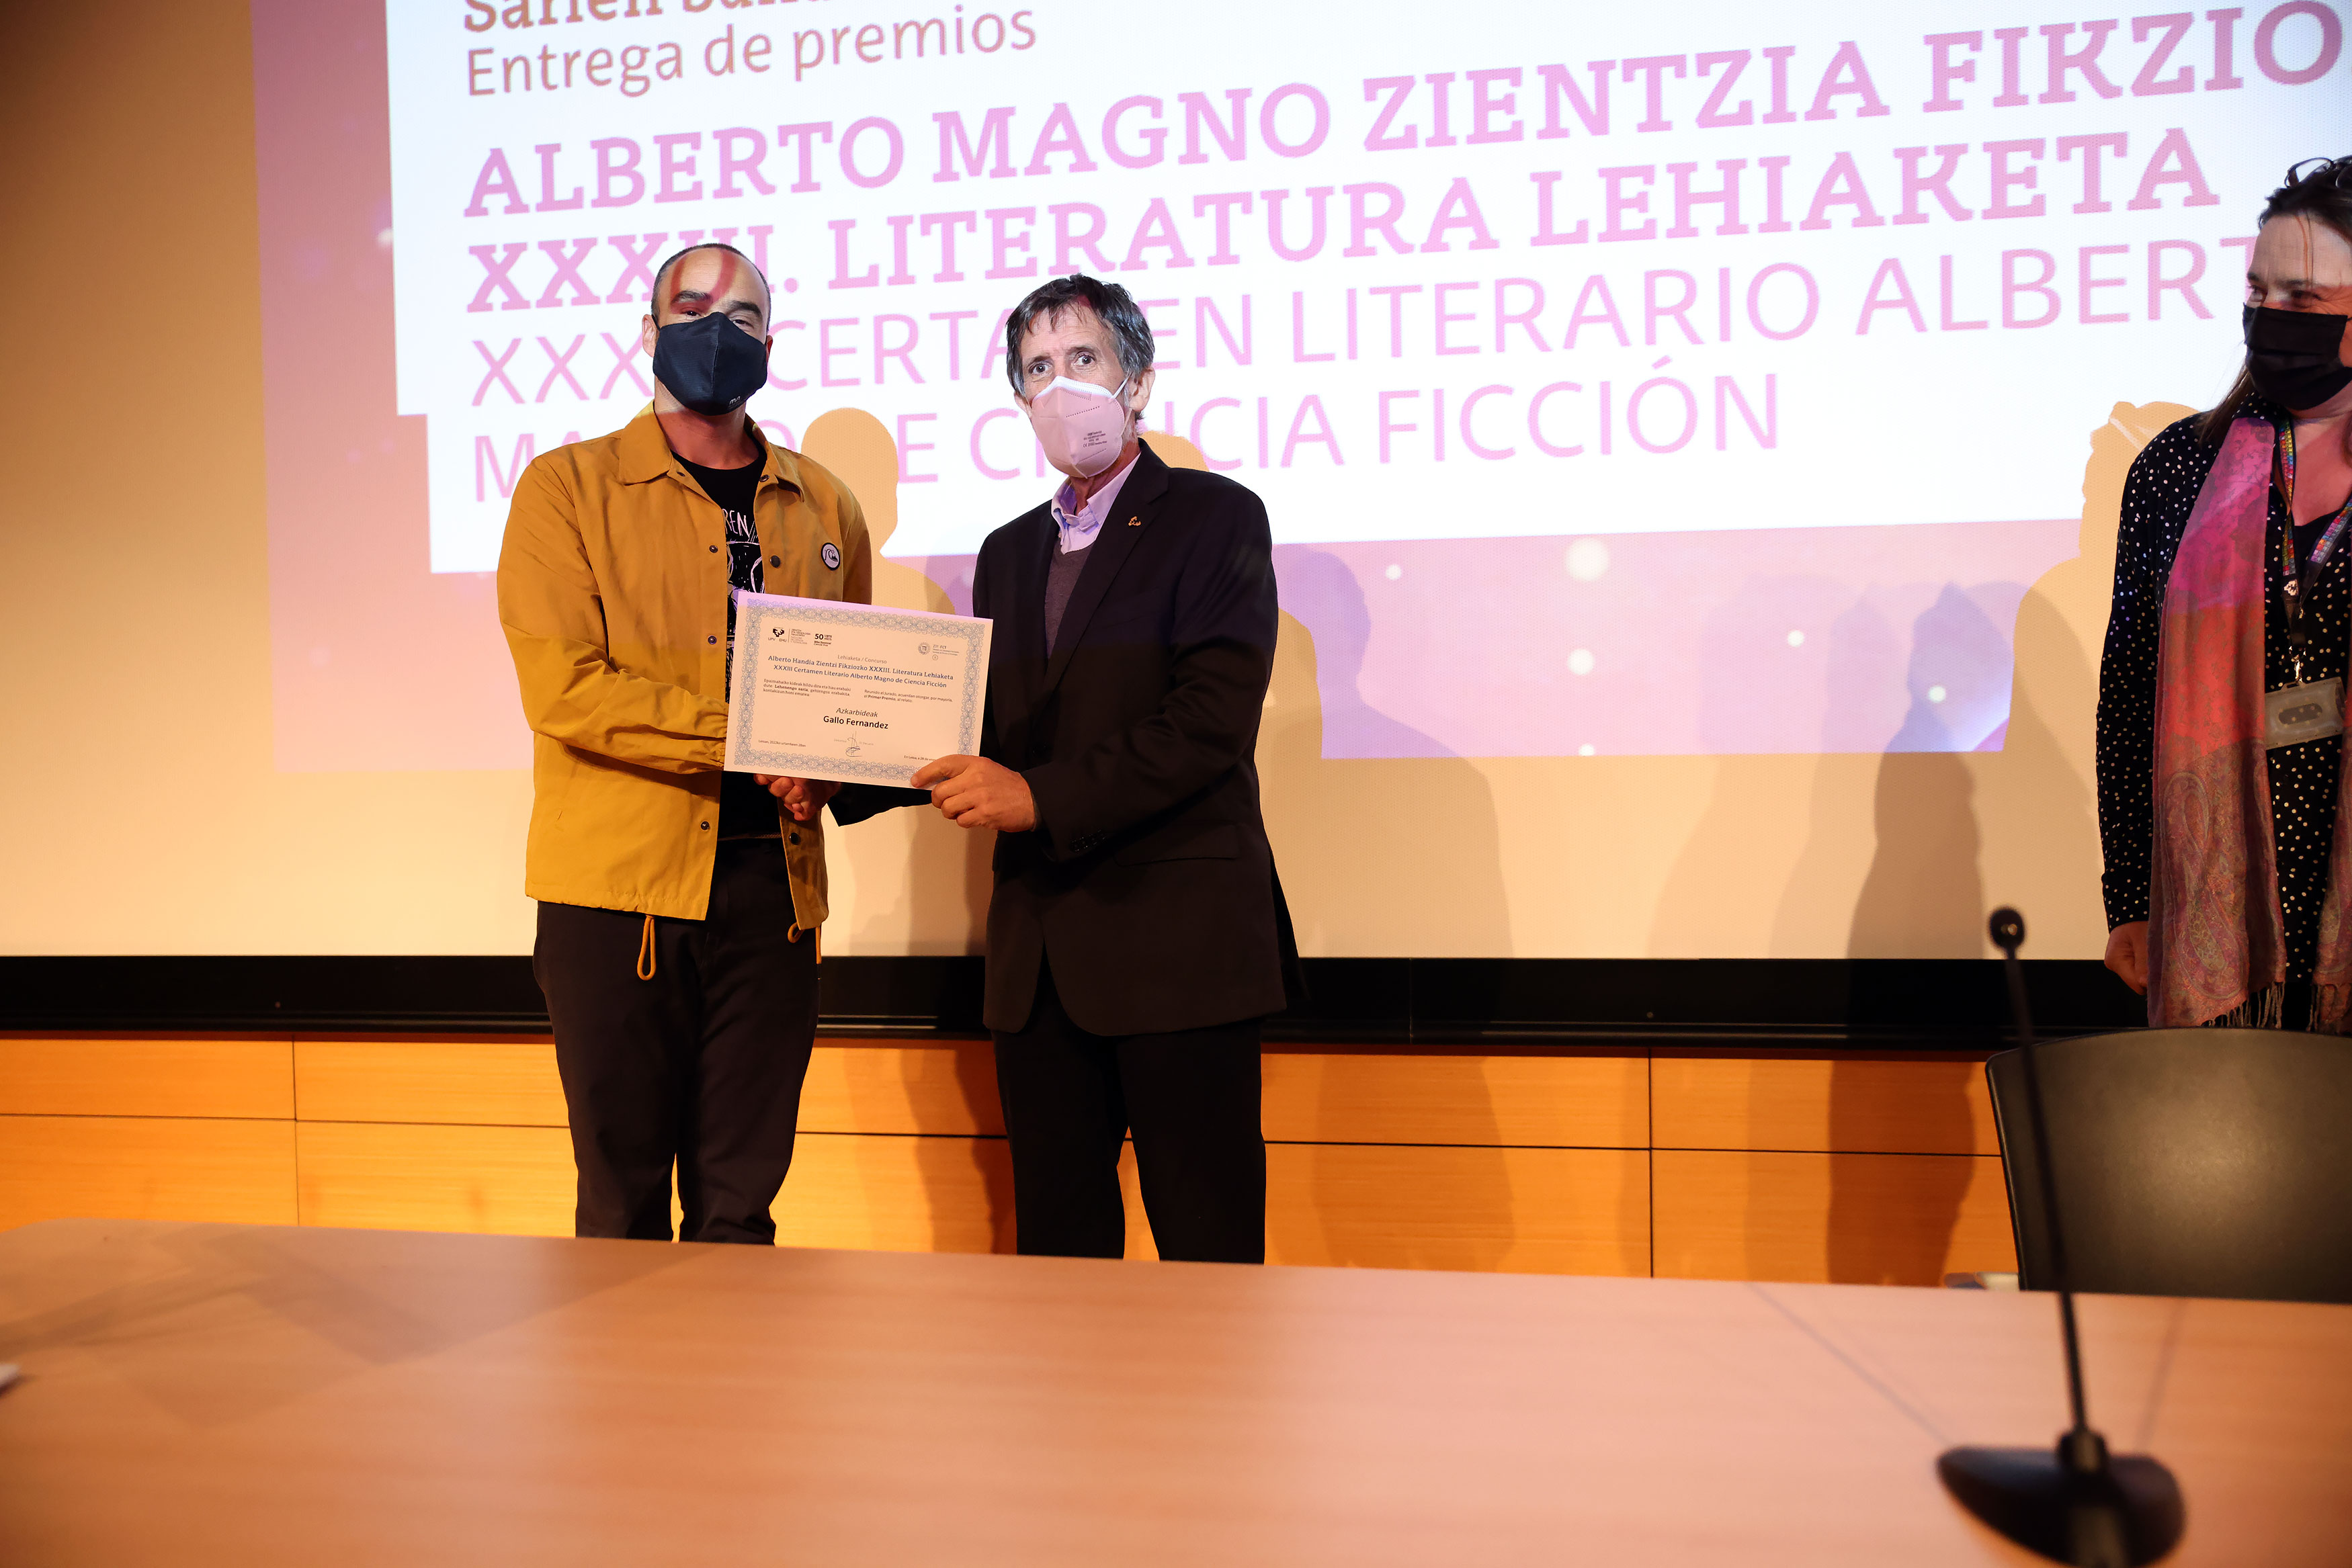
xmin=1127 ymin=515 xmax=1142 ymax=527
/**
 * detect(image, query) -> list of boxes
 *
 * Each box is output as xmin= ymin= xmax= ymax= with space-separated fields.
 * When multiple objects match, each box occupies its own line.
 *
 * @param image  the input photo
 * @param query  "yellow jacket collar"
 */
xmin=616 ymin=404 xmax=804 ymax=492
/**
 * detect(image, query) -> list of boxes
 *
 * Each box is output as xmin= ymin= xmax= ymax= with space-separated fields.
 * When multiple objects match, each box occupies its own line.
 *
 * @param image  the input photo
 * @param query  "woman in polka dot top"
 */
xmin=2097 ymin=156 xmax=2352 ymax=1028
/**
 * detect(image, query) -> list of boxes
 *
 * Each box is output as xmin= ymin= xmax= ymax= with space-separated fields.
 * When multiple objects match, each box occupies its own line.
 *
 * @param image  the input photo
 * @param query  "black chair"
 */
xmin=1986 ymin=1027 xmax=2352 ymax=1305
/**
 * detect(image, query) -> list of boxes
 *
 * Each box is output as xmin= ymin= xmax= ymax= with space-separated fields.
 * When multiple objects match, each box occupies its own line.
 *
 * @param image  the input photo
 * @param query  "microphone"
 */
xmin=1935 ymin=908 xmax=2185 ymax=1566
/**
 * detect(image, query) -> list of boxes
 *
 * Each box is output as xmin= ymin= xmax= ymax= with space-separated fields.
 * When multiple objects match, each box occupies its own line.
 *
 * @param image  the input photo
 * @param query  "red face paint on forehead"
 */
xmin=707 ymin=249 xmax=743 ymax=302
xmin=663 ymin=247 xmax=763 ymax=323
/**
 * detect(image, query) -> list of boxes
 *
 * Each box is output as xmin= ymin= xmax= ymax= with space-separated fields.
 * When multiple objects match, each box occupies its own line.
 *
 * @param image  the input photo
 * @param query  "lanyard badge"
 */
xmin=2264 ymin=681 xmax=2343 ymax=749
xmin=2267 ymin=420 xmax=2352 ymax=750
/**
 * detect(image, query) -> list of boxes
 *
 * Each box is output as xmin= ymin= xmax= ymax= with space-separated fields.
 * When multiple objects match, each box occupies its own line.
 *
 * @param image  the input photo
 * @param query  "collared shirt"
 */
xmin=1048 ymin=448 xmax=1143 ymax=554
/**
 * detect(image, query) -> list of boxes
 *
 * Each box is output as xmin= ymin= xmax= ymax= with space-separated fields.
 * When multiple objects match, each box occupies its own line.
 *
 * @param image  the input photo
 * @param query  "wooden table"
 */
xmin=1 ymin=1221 xmax=2345 ymax=1565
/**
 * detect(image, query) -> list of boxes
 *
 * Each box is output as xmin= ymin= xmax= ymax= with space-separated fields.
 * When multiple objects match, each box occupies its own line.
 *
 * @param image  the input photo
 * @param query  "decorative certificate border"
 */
xmin=727 ymin=594 xmax=990 ymax=783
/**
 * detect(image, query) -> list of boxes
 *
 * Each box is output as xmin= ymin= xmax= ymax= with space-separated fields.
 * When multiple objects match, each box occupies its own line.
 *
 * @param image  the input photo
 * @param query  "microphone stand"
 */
xmin=1936 ymin=908 xmax=2184 ymax=1566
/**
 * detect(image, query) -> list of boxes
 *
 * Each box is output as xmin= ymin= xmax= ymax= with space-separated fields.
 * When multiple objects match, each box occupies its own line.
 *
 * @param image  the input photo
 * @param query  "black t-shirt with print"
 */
xmin=677 ymin=449 xmax=779 ymax=842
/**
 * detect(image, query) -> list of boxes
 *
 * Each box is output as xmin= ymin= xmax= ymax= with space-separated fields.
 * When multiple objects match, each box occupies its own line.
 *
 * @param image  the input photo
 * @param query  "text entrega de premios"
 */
xmin=722 ymin=592 xmax=993 ymax=789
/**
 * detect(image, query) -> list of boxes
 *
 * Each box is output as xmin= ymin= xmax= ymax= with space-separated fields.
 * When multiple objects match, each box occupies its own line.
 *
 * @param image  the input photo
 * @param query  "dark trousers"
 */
xmin=993 ymin=962 xmax=1265 ymax=1264
xmin=533 ymin=839 xmax=819 ymax=1244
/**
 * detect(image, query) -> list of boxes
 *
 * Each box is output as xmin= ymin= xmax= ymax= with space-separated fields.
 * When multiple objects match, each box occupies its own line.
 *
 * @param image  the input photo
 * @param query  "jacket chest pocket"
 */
xmin=756 ymin=496 xmax=832 ymax=598
xmin=601 ymin=549 xmax=722 ymax=651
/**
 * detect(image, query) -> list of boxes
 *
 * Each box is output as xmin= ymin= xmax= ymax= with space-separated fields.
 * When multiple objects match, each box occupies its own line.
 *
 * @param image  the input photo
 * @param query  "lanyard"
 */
xmin=2277 ymin=419 xmax=2352 ymax=677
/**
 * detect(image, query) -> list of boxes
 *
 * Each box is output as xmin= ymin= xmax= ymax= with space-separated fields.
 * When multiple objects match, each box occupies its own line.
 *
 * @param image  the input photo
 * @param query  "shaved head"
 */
xmin=648 ymin=242 xmax=771 ymax=330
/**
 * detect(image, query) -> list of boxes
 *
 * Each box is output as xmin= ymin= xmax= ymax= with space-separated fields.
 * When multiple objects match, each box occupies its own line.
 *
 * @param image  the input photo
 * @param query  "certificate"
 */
xmin=722 ymin=592 xmax=992 ymax=787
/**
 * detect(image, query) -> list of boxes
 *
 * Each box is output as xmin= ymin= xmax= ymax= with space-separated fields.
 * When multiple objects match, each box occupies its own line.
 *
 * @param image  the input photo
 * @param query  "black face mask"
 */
xmin=650 ymin=311 xmax=769 ymax=416
xmin=2243 ymin=305 xmax=2352 ymax=412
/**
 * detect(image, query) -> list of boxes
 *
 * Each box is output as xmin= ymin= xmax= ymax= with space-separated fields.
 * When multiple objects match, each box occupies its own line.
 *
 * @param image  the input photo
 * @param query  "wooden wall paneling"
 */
xmin=796 ymin=1041 xmax=1003 ymax=1137
xmin=1126 ymin=1065 xmax=1652 ymax=1272
xmin=0 ymin=1115 xmax=297 ymax=1230
xmin=0 ymin=1028 xmax=2023 ymax=1288
xmin=1267 ymin=1144 xmax=1650 ymax=1276
xmin=1651 ymin=1054 xmax=1999 ymax=1156
xmin=293 ymin=1038 xmax=1004 ymax=1137
xmin=0 ymin=1037 xmax=293 ymax=1120
xmin=1263 ymin=1051 xmax=1648 ymax=1149
xmin=1651 ymin=1149 xmax=2018 ymax=1286
xmin=775 ymin=1133 xmax=1014 ymax=1254
xmin=1120 ymin=1141 xmax=1656 ymax=1275
xmin=294 ymin=1039 xmax=566 ymax=1127
xmin=296 ymin=1123 xmax=577 ymax=1237
xmin=294 ymin=1123 xmax=1011 ymax=1248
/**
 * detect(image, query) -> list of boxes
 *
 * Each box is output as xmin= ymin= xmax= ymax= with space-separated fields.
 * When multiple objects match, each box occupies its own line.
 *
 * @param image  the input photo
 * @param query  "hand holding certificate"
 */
xmin=724 ymin=592 xmax=993 ymax=788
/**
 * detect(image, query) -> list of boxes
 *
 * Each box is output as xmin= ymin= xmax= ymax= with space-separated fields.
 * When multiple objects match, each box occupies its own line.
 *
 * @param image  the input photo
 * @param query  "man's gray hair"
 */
xmin=1002 ymin=274 xmax=1155 ymax=394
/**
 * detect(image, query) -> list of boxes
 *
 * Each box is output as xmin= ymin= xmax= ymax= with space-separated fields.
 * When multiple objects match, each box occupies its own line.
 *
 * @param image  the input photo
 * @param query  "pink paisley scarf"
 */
xmin=2148 ymin=415 xmax=2352 ymax=1031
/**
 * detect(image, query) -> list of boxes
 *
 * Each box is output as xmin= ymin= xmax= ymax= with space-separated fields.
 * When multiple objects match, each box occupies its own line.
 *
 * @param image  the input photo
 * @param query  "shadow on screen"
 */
xmin=1268 ymin=548 xmax=1458 ymax=759
xmin=1816 ymin=400 xmax=2189 ymax=1284
xmin=1653 ymin=589 xmax=1989 ymax=1281
xmin=1262 ymin=588 xmax=1516 ymax=1266
xmin=1255 ymin=548 xmax=1515 ymax=1268
xmin=1648 ymin=570 xmax=2019 ymax=957
xmin=1638 ymin=402 xmax=2183 ymax=1281
xmin=1255 ymin=548 xmax=1513 ymax=958
xmin=1825 ymin=615 xmax=1984 ymax=1281
xmin=1847 ymin=589 xmax=2000 ymax=959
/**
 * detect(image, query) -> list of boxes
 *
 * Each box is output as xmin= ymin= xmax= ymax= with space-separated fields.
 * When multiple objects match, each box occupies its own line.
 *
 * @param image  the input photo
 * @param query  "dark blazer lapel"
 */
xmin=1002 ymin=506 xmax=1056 ymax=672
xmin=1040 ymin=447 xmax=1173 ymax=697
xmin=992 ymin=506 xmax=1057 ymax=759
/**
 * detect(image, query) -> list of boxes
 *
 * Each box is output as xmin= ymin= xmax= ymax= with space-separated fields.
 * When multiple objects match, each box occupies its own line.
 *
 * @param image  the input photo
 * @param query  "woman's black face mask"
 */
xmin=651 ymin=311 xmax=769 ymax=416
xmin=2243 ymin=305 xmax=2352 ymax=412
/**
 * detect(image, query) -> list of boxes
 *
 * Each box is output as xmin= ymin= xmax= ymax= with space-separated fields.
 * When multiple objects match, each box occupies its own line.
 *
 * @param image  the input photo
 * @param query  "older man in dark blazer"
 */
xmin=838 ymin=274 xmax=1292 ymax=1264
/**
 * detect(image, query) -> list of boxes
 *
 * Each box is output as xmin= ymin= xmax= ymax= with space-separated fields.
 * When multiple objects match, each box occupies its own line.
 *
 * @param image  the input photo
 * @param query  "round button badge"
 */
xmin=821 ymin=542 xmax=841 ymax=570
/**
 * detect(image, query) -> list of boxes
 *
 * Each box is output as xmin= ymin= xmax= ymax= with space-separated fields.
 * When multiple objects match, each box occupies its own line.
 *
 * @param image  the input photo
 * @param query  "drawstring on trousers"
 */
xmin=642 ymin=908 xmax=820 ymax=984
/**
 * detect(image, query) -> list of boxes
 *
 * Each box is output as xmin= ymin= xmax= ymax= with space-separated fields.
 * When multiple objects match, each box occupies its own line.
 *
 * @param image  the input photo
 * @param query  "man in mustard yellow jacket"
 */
xmin=496 ymin=243 xmax=868 ymax=1243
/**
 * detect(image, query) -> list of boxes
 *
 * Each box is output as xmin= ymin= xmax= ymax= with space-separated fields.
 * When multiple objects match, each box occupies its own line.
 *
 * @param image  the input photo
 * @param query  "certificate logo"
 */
xmin=917 ymin=642 xmax=929 ymax=655
xmin=821 ymin=542 xmax=841 ymax=570
xmin=769 ymin=625 xmax=809 ymax=644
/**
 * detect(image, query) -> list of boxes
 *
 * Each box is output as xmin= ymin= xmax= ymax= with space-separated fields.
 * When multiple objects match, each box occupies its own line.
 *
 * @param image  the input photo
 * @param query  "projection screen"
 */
xmin=7 ymin=0 xmax=2344 ymax=960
